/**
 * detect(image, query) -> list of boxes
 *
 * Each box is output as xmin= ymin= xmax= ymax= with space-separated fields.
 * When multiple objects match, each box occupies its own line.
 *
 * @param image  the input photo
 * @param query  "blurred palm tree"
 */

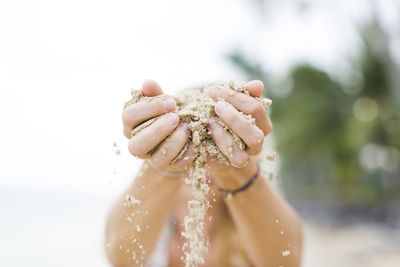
xmin=229 ymin=12 xmax=400 ymax=210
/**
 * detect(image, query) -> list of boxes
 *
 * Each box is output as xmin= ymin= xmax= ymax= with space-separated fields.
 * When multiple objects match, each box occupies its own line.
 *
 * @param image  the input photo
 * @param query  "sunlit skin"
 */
xmin=106 ymin=79 xmax=303 ymax=267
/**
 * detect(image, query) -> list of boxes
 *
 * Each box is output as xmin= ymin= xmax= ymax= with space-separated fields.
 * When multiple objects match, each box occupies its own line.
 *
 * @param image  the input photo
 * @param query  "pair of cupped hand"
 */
xmin=122 ymin=79 xmax=272 ymax=174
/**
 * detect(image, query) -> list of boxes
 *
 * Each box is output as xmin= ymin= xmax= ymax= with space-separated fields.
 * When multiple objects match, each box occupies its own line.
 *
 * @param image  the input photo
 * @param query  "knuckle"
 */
xmin=248 ymin=102 xmax=263 ymax=115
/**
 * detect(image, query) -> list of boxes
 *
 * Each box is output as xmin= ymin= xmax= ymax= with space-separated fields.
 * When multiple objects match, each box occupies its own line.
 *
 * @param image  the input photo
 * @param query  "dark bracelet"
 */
xmin=217 ymin=165 xmax=260 ymax=198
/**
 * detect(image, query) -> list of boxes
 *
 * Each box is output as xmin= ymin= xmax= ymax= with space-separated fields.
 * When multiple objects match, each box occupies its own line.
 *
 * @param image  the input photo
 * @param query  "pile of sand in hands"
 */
xmin=124 ymin=81 xmax=271 ymax=267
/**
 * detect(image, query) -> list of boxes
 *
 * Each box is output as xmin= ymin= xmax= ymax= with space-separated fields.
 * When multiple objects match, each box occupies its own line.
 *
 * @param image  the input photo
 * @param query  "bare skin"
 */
xmin=106 ymin=79 xmax=303 ymax=267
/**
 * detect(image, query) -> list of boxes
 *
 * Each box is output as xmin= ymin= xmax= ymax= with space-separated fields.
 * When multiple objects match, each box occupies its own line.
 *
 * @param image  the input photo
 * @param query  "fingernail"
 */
xmin=180 ymin=122 xmax=189 ymax=131
xmin=215 ymin=101 xmax=228 ymax=114
xmin=167 ymin=113 xmax=179 ymax=125
xmin=210 ymin=87 xmax=221 ymax=99
xmin=163 ymin=98 xmax=175 ymax=112
xmin=207 ymin=118 xmax=218 ymax=129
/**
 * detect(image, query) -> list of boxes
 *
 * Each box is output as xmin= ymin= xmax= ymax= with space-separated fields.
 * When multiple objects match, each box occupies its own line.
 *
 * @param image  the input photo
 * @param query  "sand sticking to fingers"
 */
xmin=124 ymin=81 xmax=271 ymax=266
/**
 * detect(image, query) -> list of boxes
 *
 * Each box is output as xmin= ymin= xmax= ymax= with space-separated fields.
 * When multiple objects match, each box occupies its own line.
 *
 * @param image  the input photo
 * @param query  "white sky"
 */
xmin=0 ymin=0 xmax=398 ymax=192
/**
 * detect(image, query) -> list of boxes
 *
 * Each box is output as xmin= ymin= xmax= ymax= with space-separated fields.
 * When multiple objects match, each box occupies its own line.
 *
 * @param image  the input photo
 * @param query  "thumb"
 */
xmin=142 ymin=79 xmax=164 ymax=96
xmin=244 ymin=80 xmax=264 ymax=98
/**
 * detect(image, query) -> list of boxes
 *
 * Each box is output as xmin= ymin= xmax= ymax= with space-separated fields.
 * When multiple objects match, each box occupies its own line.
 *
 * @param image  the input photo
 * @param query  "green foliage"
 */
xmin=229 ymin=25 xmax=400 ymax=206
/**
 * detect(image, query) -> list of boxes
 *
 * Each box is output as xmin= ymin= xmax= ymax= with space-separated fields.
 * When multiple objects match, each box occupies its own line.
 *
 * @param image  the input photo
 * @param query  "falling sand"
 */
xmin=124 ymin=81 xmax=271 ymax=266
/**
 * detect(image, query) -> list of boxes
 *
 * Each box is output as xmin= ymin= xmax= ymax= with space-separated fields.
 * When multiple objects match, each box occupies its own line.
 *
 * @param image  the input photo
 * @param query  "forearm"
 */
xmin=105 ymin=161 xmax=183 ymax=266
xmin=214 ymin=159 xmax=303 ymax=267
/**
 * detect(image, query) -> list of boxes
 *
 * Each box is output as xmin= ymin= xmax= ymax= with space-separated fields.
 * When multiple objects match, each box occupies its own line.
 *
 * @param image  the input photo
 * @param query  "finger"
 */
xmin=123 ymin=126 xmax=131 ymax=139
xmin=142 ymin=79 xmax=164 ymax=96
xmin=128 ymin=113 xmax=179 ymax=157
xmin=246 ymin=145 xmax=263 ymax=156
xmin=207 ymin=85 xmax=270 ymax=135
xmin=151 ymin=123 xmax=190 ymax=168
xmin=122 ymin=96 xmax=176 ymax=133
xmin=214 ymin=101 xmax=264 ymax=151
xmin=207 ymin=118 xmax=248 ymax=168
xmin=244 ymin=80 xmax=264 ymax=97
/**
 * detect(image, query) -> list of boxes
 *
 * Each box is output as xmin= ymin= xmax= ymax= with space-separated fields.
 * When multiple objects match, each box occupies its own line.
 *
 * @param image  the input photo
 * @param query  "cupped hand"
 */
xmin=122 ymin=79 xmax=195 ymax=173
xmin=206 ymin=80 xmax=272 ymax=169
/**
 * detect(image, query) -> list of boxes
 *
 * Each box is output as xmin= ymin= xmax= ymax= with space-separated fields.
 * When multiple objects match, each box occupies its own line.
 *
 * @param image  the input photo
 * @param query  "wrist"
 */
xmin=210 ymin=157 xmax=258 ymax=191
